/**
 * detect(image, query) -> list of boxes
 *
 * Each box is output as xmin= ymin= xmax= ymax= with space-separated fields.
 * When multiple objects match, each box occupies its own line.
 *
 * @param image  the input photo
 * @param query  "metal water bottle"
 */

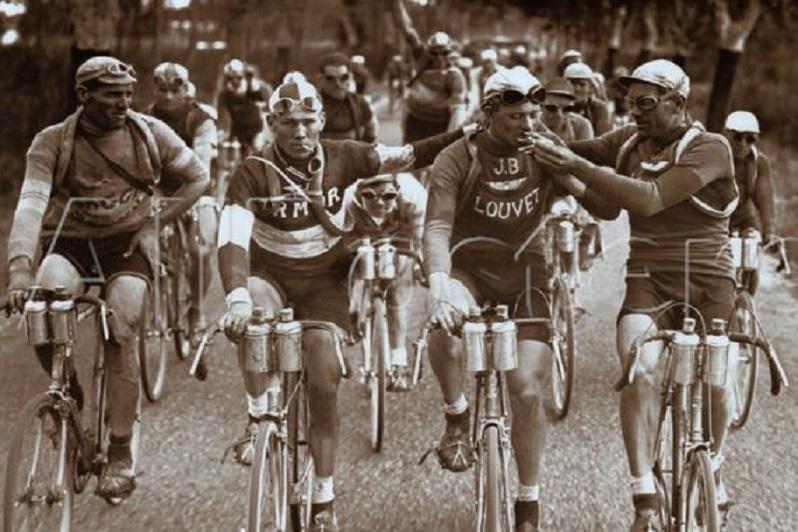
xmin=742 ymin=230 xmax=759 ymax=271
xmin=377 ymin=243 xmax=396 ymax=280
xmin=671 ymin=317 xmax=700 ymax=385
xmin=357 ymin=238 xmax=376 ymax=280
xmin=556 ymin=220 xmax=575 ymax=253
xmin=49 ymin=289 xmax=76 ymax=345
xmin=463 ymin=306 xmax=488 ymax=372
xmin=729 ymin=229 xmax=742 ymax=269
xmin=241 ymin=307 xmax=273 ymax=373
xmin=275 ymin=308 xmax=303 ymax=372
xmin=705 ymin=318 xmax=730 ymax=387
xmin=490 ymin=305 xmax=518 ymax=371
xmin=24 ymin=299 xmax=49 ymax=346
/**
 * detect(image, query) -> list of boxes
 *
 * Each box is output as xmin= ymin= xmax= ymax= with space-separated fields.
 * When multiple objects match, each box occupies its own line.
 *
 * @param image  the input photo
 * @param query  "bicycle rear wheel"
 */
xmin=4 ymin=395 xmax=73 ymax=531
xmin=139 ymin=277 xmax=168 ymax=403
xmin=653 ymin=403 xmax=673 ymax=529
xmin=550 ymin=276 xmax=575 ymax=420
xmin=248 ymin=421 xmax=287 ymax=531
xmin=729 ymin=291 xmax=758 ymax=430
xmin=369 ymin=297 xmax=388 ymax=452
xmin=288 ymin=374 xmax=314 ymax=532
xmin=682 ymin=449 xmax=719 ymax=532
xmin=168 ymin=232 xmax=192 ymax=361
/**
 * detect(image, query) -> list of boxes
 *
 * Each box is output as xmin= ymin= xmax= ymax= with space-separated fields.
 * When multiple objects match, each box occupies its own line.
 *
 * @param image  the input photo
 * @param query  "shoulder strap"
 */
xmin=615 ymin=131 xmax=639 ymax=172
xmin=82 ymin=136 xmax=154 ymax=196
xmin=129 ymin=112 xmax=162 ymax=184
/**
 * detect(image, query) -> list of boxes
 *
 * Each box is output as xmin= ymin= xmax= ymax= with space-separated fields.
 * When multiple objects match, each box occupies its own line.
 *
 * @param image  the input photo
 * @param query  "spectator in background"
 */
xmin=564 ymin=62 xmax=612 ymax=136
xmin=351 ymin=55 xmax=370 ymax=96
xmin=540 ymin=77 xmax=594 ymax=142
xmin=608 ymin=66 xmax=633 ymax=130
xmin=318 ymin=52 xmax=378 ymax=143
xmin=557 ymin=49 xmax=583 ymax=76
xmin=217 ymin=58 xmax=272 ymax=154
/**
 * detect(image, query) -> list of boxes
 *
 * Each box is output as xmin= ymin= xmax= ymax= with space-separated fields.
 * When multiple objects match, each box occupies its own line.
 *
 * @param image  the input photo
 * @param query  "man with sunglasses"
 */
xmin=424 ymin=67 xmax=617 ymax=531
xmin=393 ymin=0 xmax=468 ymax=143
xmin=217 ymin=58 xmax=272 ymax=154
xmin=724 ymin=111 xmax=777 ymax=295
xmin=147 ymin=62 xmax=219 ymax=346
xmin=6 ymin=56 xmax=209 ymax=500
xmin=317 ymin=52 xmax=378 ymax=144
xmin=529 ymin=59 xmax=740 ymax=530
xmin=564 ymin=62 xmax=612 ymax=136
xmin=217 ymin=78 xmax=471 ymax=531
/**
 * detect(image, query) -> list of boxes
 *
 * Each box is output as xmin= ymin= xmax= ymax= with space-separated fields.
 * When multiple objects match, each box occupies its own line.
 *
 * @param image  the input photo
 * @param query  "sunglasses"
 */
xmin=543 ymin=103 xmax=575 ymax=113
xmin=361 ymin=190 xmax=398 ymax=202
xmin=324 ymin=74 xmax=350 ymax=83
xmin=732 ymin=132 xmax=758 ymax=144
xmin=270 ymin=96 xmax=323 ymax=114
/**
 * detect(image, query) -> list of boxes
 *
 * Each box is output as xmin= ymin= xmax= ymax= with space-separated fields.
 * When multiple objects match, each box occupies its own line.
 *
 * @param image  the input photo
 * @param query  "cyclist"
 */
xmin=724 ymin=111 xmax=777 ymax=295
xmin=317 ymin=52 xmax=378 ymax=143
xmin=564 ymin=62 xmax=612 ymax=136
xmin=477 ymin=48 xmax=503 ymax=103
xmin=529 ymin=59 xmax=739 ymax=530
xmin=392 ymin=0 xmax=468 ymax=142
xmin=148 ymin=62 xmax=219 ymax=343
xmin=424 ymin=67 xmax=617 ymax=531
xmin=5 ymin=56 xmax=209 ymax=500
xmin=342 ymin=172 xmax=427 ymax=392
xmin=217 ymin=58 xmax=271 ymax=154
xmin=556 ymin=48 xmax=583 ymax=76
xmin=217 ymin=78 xmax=471 ymax=531
xmin=386 ymin=53 xmax=409 ymax=114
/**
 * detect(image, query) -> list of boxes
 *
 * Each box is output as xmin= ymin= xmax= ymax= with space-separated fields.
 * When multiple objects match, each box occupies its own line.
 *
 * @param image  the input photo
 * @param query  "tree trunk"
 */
xmin=636 ymin=0 xmax=658 ymax=67
xmin=603 ymin=4 xmax=626 ymax=78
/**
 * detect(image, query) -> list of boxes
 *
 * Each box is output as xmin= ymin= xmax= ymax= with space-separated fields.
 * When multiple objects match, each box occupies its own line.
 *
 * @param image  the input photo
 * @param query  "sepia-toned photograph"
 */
xmin=0 ymin=0 xmax=795 ymax=530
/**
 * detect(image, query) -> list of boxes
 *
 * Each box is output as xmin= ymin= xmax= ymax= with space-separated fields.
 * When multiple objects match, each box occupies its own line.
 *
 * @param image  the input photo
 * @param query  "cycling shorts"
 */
xmin=619 ymin=270 xmax=735 ymax=331
xmin=42 ymin=232 xmax=152 ymax=287
xmin=452 ymin=254 xmax=549 ymax=342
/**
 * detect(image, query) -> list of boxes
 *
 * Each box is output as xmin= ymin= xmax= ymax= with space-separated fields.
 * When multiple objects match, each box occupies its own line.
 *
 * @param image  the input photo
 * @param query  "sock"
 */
xmin=630 ymin=472 xmax=656 ymax=495
xmin=444 ymin=394 xmax=468 ymax=416
xmin=108 ymin=434 xmax=132 ymax=464
xmin=311 ymin=475 xmax=334 ymax=504
xmin=517 ymin=484 xmax=540 ymax=502
xmin=247 ymin=391 xmax=270 ymax=419
xmin=391 ymin=347 xmax=408 ymax=367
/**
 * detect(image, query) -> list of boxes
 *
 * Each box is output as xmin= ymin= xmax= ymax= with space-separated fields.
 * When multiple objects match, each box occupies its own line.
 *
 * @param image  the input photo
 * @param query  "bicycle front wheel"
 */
xmin=682 ymin=449 xmax=719 ymax=532
xmin=550 ymin=276 xmax=575 ymax=420
xmin=4 ymin=395 xmax=73 ymax=531
xmin=248 ymin=421 xmax=287 ymax=532
xmin=369 ymin=296 xmax=388 ymax=452
xmin=169 ymin=239 xmax=192 ymax=361
xmin=139 ymin=277 xmax=168 ymax=403
xmin=476 ymin=425 xmax=507 ymax=532
xmin=653 ymin=403 xmax=673 ymax=529
xmin=729 ymin=291 xmax=758 ymax=430
xmin=288 ymin=373 xmax=314 ymax=532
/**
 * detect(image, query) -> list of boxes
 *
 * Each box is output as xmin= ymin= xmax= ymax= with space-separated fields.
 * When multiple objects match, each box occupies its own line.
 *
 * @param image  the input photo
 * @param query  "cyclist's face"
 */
xmin=428 ymin=47 xmax=450 ymax=68
xmin=80 ymin=83 xmax=134 ymax=130
xmin=321 ymin=65 xmax=351 ymax=100
xmin=270 ymin=109 xmax=325 ymax=160
xmin=627 ymin=82 xmax=683 ymax=139
xmin=154 ymin=81 xmax=187 ymax=110
xmin=489 ymin=100 xmax=540 ymax=149
xmin=570 ymin=79 xmax=592 ymax=104
xmin=540 ymin=94 xmax=573 ymax=131
xmin=724 ymin=129 xmax=758 ymax=159
xmin=360 ymin=182 xmax=398 ymax=218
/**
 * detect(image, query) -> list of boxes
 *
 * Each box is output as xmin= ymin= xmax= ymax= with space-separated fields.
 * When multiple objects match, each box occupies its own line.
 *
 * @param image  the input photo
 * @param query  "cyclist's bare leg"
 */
xmin=617 ymin=314 xmax=664 ymax=478
xmin=237 ymin=276 xmax=283 ymax=397
xmin=387 ymin=257 xmax=414 ymax=360
xmin=505 ymin=340 xmax=551 ymax=486
xmin=188 ymin=199 xmax=218 ymax=331
xmin=303 ymin=329 xmax=342 ymax=477
xmin=427 ymin=279 xmax=475 ymax=404
xmin=104 ymin=274 xmax=147 ymax=437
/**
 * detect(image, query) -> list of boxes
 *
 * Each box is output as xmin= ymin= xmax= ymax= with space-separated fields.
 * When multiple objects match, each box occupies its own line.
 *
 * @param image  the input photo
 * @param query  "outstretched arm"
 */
xmin=753 ymin=154 xmax=776 ymax=240
xmin=392 ymin=0 xmax=423 ymax=50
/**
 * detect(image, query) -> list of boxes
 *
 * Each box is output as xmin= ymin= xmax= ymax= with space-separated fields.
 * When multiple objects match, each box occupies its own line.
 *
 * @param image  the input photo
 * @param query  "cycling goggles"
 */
xmin=270 ymin=96 xmax=323 ymax=115
xmin=361 ymin=190 xmax=398 ymax=202
xmin=731 ymin=132 xmax=758 ymax=144
xmin=626 ymin=91 xmax=678 ymax=113
xmin=489 ymin=86 xmax=546 ymax=107
xmin=543 ymin=103 xmax=575 ymax=113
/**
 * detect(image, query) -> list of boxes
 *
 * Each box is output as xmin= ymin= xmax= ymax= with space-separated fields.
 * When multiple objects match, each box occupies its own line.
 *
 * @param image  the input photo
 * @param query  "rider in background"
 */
xmin=317 ymin=52 xmax=378 ymax=143
xmin=607 ymin=66 xmax=633 ymax=130
xmin=217 ymin=58 xmax=272 ymax=154
xmin=724 ymin=110 xmax=777 ymax=295
xmin=147 ymin=62 xmax=219 ymax=345
xmin=6 ymin=56 xmax=209 ymax=500
xmin=386 ymin=53 xmax=409 ymax=114
xmin=342 ymin=172 xmax=427 ymax=391
xmin=392 ymin=0 xmax=468 ymax=142
xmin=556 ymin=48 xmax=583 ymax=76
xmin=540 ymin=77 xmax=594 ymax=142
xmin=564 ymin=62 xmax=612 ymax=136
xmin=477 ymin=48 xmax=503 ymax=103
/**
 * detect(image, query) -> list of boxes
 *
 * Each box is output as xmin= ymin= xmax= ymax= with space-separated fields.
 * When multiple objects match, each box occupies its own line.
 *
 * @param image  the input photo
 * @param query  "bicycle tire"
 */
xmin=550 ymin=276 xmax=575 ymax=420
xmin=4 ymin=394 xmax=73 ymax=531
xmin=653 ymin=402 xmax=673 ymax=529
xmin=248 ymin=421 xmax=287 ymax=531
xmin=168 ymin=223 xmax=193 ymax=361
xmin=479 ymin=425 xmax=503 ymax=532
xmin=682 ymin=449 xmax=720 ymax=532
xmin=369 ymin=296 xmax=388 ymax=452
xmin=729 ymin=290 xmax=759 ymax=430
xmin=289 ymin=374 xmax=314 ymax=532
xmin=139 ymin=277 xmax=168 ymax=403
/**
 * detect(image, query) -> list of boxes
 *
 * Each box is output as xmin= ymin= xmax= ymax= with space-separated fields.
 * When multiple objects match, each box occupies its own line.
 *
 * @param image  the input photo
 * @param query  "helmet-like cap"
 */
xmin=154 ymin=62 xmax=189 ymax=85
xmin=563 ymin=62 xmax=593 ymax=80
xmin=76 ymin=56 xmax=137 ymax=88
xmin=619 ymin=59 xmax=690 ymax=98
xmin=544 ymin=77 xmax=575 ymax=100
xmin=483 ymin=66 xmax=543 ymax=101
xmin=427 ymin=31 xmax=452 ymax=51
xmin=480 ymin=49 xmax=498 ymax=62
xmin=269 ymin=79 xmax=323 ymax=115
xmin=724 ymin=111 xmax=760 ymax=133
xmin=223 ymin=58 xmax=246 ymax=77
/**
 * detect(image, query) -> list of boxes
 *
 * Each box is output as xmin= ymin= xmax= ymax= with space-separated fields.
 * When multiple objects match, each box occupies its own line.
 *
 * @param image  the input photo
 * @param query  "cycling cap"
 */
xmin=561 ymin=49 xmax=582 ymax=60
xmin=483 ymin=66 xmax=542 ymax=99
xmin=269 ymin=80 xmax=323 ymax=115
xmin=480 ymin=49 xmax=498 ymax=62
xmin=456 ymin=57 xmax=473 ymax=69
xmin=224 ymin=59 xmax=246 ymax=77
xmin=563 ymin=62 xmax=593 ymax=80
xmin=619 ymin=59 xmax=690 ymax=98
xmin=154 ymin=62 xmax=189 ymax=85
xmin=351 ymin=55 xmax=365 ymax=65
xmin=282 ymin=71 xmax=307 ymax=84
xmin=358 ymin=173 xmax=397 ymax=187
xmin=75 ymin=56 xmax=137 ymax=87
xmin=319 ymin=52 xmax=350 ymax=71
xmin=427 ymin=31 xmax=452 ymax=50
xmin=725 ymin=111 xmax=760 ymax=133
xmin=544 ymin=77 xmax=575 ymax=99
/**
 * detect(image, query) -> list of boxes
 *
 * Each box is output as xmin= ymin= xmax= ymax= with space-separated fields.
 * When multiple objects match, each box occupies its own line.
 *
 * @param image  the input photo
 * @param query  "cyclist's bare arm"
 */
xmin=446 ymin=69 xmax=469 ymax=131
xmin=375 ymin=125 xmax=468 ymax=173
xmin=364 ymin=100 xmax=379 ymax=144
xmin=392 ymin=0 xmax=424 ymax=51
xmin=753 ymin=153 xmax=776 ymax=239
xmin=423 ymin=148 xmax=466 ymax=275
